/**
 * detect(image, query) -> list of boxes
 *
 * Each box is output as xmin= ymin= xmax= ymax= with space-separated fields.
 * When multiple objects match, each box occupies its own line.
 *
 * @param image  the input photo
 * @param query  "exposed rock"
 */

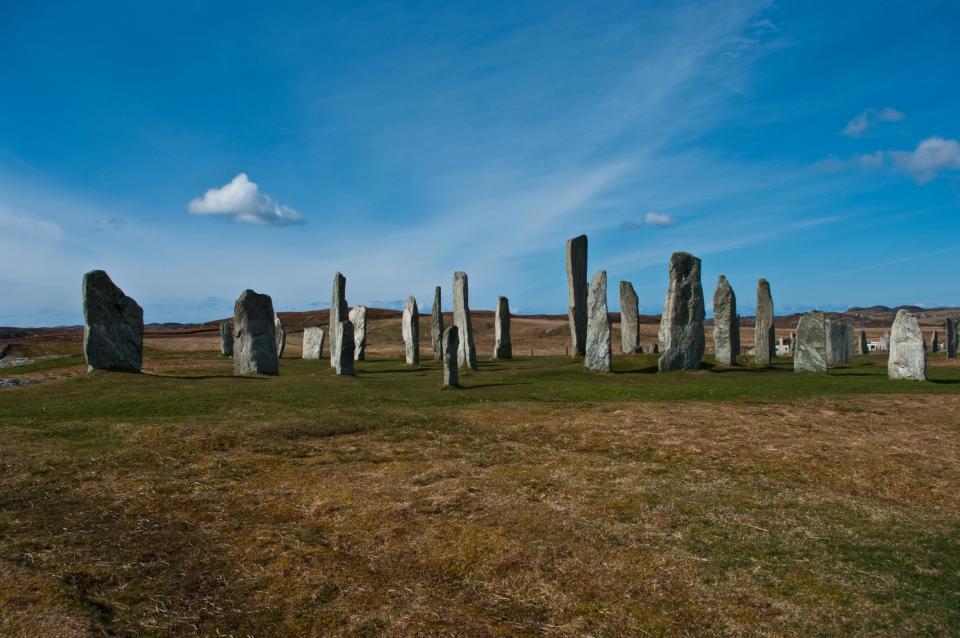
xmin=82 ymin=270 xmax=143 ymax=372
xmin=0 ymin=378 xmax=38 ymax=389
xmin=585 ymin=271 xmax=611 ymax=372
xmin=712 ymin=275 xmax=738 ymax=366
xmin=794 ymin=312 xmax=828 ymax=373
xmin=274 ymin=313 xmax=286 ymax=358
xmin=657 ymin=252 xmax=705 ymax=371
xmin=219 ymin=320 xmax=233 ymax=357
xmin=329 ymin=272 xmax=348 ymax=368
xmin=566 ymin=234 xmax=588 ymax=357
xmin=302 ymin=327 xmax=325 ymax=359
xmin=931 ymin=330 xmax=940 ymax=353
xmin=857 ymin=329 xmax=869 ymax=355
xmin=349 ymin=305 xmax=367 ymax=360
xmin=754 ymin=278 xmax=775 ymax=366
xmin=619 ymin=281 xmax=640 ymax=354
xmin=233 ymin=289 xmax=278 ymax=375
xmin=335 ymin=320 xmax=355 ymax=375
xmin=431 ymin=286 xmax=443 ymax=361
xmin=442 ymin=325 xmax=459 ymax=387
xmin=453 ymin=271 xmax=477 ymax=369
xmin=493 ymin=296 xmax=512 ymax=359
xmin=402 ymin=296 xmax=420 ymax=365
xmin=888 ymin=309 xmax=926 ymax=380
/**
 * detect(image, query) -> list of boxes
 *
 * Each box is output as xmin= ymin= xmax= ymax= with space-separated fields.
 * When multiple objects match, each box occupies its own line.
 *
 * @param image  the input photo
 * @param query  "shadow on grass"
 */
xmin=141 ymin=372 xmax=269 ymax=381
xmin=460 ymin=382 xmax=531 ymax=390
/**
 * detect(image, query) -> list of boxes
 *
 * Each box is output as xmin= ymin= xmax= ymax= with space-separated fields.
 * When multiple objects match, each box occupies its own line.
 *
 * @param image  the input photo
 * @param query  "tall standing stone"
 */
xmin=566 ymin=235 xmax=588 ymax=357
xmin=349 ymin=305 xmax=367 ymax=360
xmin=402 ymin=296 xmax=420 ymax=365
xmin=754 ymin=278 xmax=775 ymax=367
xmin=302 ymin=327 xmax=325 ymax=359
xmin=274 ymin=313 xmax=286 ymax=359
xmin=712 ymin=275 xmax=738 ymax=366
xmin=82 ymin=270 xmax=144 ymax=372
xmin=442 ymin=325 xmax=459 ymax=387
xmin=657 ymin=252 xmax=705 ymax=371
xmin=453 ymin=271 xmax=477 ymax=370
xmin=826 ymin=320 xmax=852 ymax=365
xmin=888 ymin=310 xmax=926 ymax=380
xmin=794 ymin=312 xmax=828 ymax=373
xmin=493 ymin=296 xmax=512 ymax=359
xmin=431 ymin=286 xmax=443 ymax=361
xmin=219 ymin=320 xmax=233 ymax=357
xmin=619 ymin=281 xmax=640 ymax=355
xmin=931 ymin=330 xmax=940 ymax=353
xmin=329 ymin=272 xmax=348 ymax=368
xmin=233 ymin=289 xmax=278 ymax=375
xmin=584 ymin=271 xmax=611 ymax=372
xmin=946 ymin=317 xmax=958 ymax=359
xmin=856 ymin=329 xmax=869 ymax=355
xmin=335 ymin=320 xmax=355 ymax=375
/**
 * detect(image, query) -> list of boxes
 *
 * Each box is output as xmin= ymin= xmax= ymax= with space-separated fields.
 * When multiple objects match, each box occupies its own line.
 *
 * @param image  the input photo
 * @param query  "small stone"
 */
xmin=657 ymin=252 xmax=705 ymax=371
xmin=888 ymin=310 xmax=926 ymax=380
xmin=349 ymin=305 xmax=367 ymax=360
xmin=219 ymin=320 xmax=233 ymax=357
xmin=431 ymin=286 xmax=443 ymax=361
xmin=494 ymin=296 xmax=512 ymax=359
xmin=931 ymin=330 xmax=940 ymax=353
xmin=335 ymin=320 xmax=355 ymax=375
xmin=442 ymin=325 xmax=459 ymax=387
xmin=566 ymin=234 xmax=588 ymax=357
xmin=453 ymin=271 xmax=477 ymax=369
xmin=619 ymin=281 xmax=640 ymax=354
xmin=585 ymin=271 xmax=611 ymax=372
xmin=329 ymin=272 xmax=348 ymax=368
xmin=302 ymin=327 xmax=325 ymax=359
xmin=945 ymin=317 xmax=958 ymax=359
xmin=233 ymin=289 xmax=278 ymax=375
xmin=402 ymin=296 xmax=420 ymax=365
xmin=712 ymin=275 xmax=738 ymax=366
xmin=274 ymin=313 xmax=286 ymax=359
xmin=754 ymin=278 xmax=775 ymax=366
xmin=794 ymin=312 xmax=828 ymax=373
xmin=82 ymin=270 xmax=143 ymax=372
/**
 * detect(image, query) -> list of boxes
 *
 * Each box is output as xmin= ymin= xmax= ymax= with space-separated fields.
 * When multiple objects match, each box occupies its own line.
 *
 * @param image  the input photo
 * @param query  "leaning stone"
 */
xmin=349 ymin=305 xmax=367 ymax=360
xmin=233 ymin=289 xmax=278 ymax=375
xmin=442 ymin=325 xmax=459 ymax=387
xmin=794 ymin=312 xmax=828 ymax=373
xmin=302 ymin=327 xmax=325 ymax=359
xmin=335 ymin=320 xmax=355 ymax=375
xmin=219 ymin=320 xmax=233 ymax=357
xmin=329 ymin=272 xmax=348 ymax=368
xmin=431 ymin=286 xmax=443 ymax=360
xmin=402 ymin=296 xmax=420 ymax=365
xmin=931 ymin=330 xmax=940 ymax=353
xmin=493 ymin=296 xmax=512 ymax=359
xmin=566 ymin=234 xmax=588 ymax=357
xmin=657 ymin=252 xmax=705 ymax=371
xmin=274 ymin=313 xmax=286 ymax=358
xmin=888 ymin=310 xmax=926 ymax=380
xmin=453 ymin=271 xmax=477 ymax=369
xmin=619 ymin=281 xmax=640 ymax=354
xmin=712 ymin=275 xmax=738 ymax=366
xmin=82 ymin=270 xmax=144 ymax=372
xmin=585 ymin=271 xmax=611 ymax=372
xmin=754 ymin=278 xmax=775 ymax=366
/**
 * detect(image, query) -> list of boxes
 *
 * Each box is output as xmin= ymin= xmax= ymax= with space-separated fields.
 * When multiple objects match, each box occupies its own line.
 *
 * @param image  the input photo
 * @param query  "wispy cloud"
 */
xmin=188 ymin=173 xmax=304 ymax=225
xmin=842 ymin=106 xmax=904 ymax=137
xmin=0 ymin=206 xmax=62 ymax=238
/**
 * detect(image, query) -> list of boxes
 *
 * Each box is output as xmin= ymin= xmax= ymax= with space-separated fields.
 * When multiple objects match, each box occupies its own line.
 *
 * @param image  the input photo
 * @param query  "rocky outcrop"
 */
xmin=657 ymin=252 xmax=705 ymax=371
xmin=233 ymin=289 xmax=278 ymax=375
xmin=82 ymin=270 xmax=143 ymax=372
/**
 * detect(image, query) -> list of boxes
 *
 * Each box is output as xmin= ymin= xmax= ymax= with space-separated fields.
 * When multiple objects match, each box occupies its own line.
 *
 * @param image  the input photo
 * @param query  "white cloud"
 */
xmin=889 ymin=137 xmax=960 ymax=182
xmin=188 ymin=173 xmax=303 ymax=225
xmin=644 ymin=211 xmax=675 ymax=226
xmin=842 ymin=106 xmax=905 ymax=137
xmin=0 ymin=206 xmax=63 ymax=238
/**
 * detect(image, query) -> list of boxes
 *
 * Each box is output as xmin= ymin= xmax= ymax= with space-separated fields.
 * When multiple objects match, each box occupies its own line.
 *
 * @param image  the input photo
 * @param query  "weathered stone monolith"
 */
xmin=754 ymin=278 xmax=775 ymax=366
xmin=585 ymin=271 xmax=611 ymax=372
xmin=794 ymin=312 xmax=828 ymax=373
xmin=335 ymin=321 xmax=355 ymax=375
xmin=931 ymin=330 xmax=940 ymax=353
xmin=274 ymin=313 xmax=286 ymax=358
xmin=566 ymin=235 xmax=588 ymax=357
xmin=402 ymin=296 xmax=420 ymax=365
xmin=233 ymin=289 xmax=278 ymax=375
xmin=619 ymin=281 xmax=640 ymax=354
xmin=888 ymin=310 xmax=926 ymax=380
xmin=494 ymin=296 xmax=512 ymax=359
xmin=431 ymin=286 xmax=443 ymax=361
xmin=826 ymin=320 xmax=852 ymax=365
xmin=442 ymin=325 xmax=459 ymax=387
xmin=329 ymin=272 xmax=348 ymax=368
xmin=219 ymin=320 xmax=233 ymax=357
xmin=82 ymin=270 xmax=144 ymax=372
xmin=302 ymin=327 xmax=324 ymax=359
xmin=453 ymin=271 xmax=477 ymax=369
xmin=856 ymin=329 xmax=869 ymax=355
xmin=946 ymin=317 xmax=958 ymax=359
xmin=349 ymin=305 xmax=367 ymax=360
xmin=790 ymin=331 xmax=797 ymax=355
xmin=712 ymin=275 xmax=738 ymax=366
xmin=657 ymin=252 xmax=705 ymax=371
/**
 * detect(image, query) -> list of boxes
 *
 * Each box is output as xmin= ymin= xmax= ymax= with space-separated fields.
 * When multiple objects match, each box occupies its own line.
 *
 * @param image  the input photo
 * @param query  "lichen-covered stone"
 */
xmin=585 ymin=271 xmax=611 ymax=372
xmin=888 ymin=310 xmax=926 ymax=380
xmin=442 ymin=325 xmax=459 ymax=387
xmin=794 ymin=312 xmax=827 ymax=373
xmin=657 ymin=252 xmax=705 ymax=371
xmin=402 ymin=296 xmax=420 ymax=365
xmin=233 ymin=289 xmax=278 ymax=375
xmin=329 ymin=272 xmax=348 ymax=368
xmin=349 ymin=305 xmax=367 ymax=360
xmin=219 ymin=320 xmax=233 ymax=357
xmin=712 ymin=275 xmax=738 ymax=366
xmin=754 ymin=278 xmax=775 ymax=366
xmin=453 ymin=271 xmax=477 ymax=369
xmin=335 ymin=320 xmax=355 ymax=375
xmin=431 ymin=286 xmax=443 ymax=361
xmin=82 ymin=270 xmax=143 ymax=372
xmin=566 ymin=235 xmax=588 ymax=357
xmin=302 ymin=327 xmax=325 ymax=359
xmin=619 ymin=281 xmax=640 ymax=354
xmin=826 ymin=320 xmax=852 ymax=365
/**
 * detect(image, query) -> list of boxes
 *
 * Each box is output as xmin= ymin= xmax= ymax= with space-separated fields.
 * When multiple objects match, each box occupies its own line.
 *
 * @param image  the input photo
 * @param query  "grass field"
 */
xmin=2 ymin=351 xmax=959 ymax=636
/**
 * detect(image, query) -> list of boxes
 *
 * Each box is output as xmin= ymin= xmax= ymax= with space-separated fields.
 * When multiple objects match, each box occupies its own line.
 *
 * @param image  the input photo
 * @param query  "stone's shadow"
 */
xmin=141 ymin=372 xmax=268 ymax=380
xmin=611 ymin=366 xmax=659 ymax=375
xmin=460 ymin=382 xmax=530 ymax=389
xmin=927 ymin=378 xmax=960 ymax=385
xmin=360 ymin=367 xmax=433 ymax=375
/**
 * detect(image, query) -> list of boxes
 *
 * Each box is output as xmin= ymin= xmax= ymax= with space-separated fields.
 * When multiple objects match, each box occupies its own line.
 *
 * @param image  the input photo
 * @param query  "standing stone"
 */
xmin=494 ymin=296 xmax=512 ymax=359
xmin=302 ymin=327 xmax=325 ymax=359
xmin=755 ymin=278 xmax=775 ymax=366
xmin=826 ymin=320 xmax=852 ymax=365
xmin=233 ymin=289 xmax=278 ymax=375
xmin=335 ymin=320 xmax=355 ymax=375
xmin=566 ymin=234 xmax=588 ymax=357
xmin=651 ymin=343 xmax=659 ymax=354
xmin=856 ymin=329 xmax=869 ymax=355
xmin=794 ymin=312 xmax=828 ymax=373
xmin=946 ymin=317 xmax=958 ymax=359
xmin=442 ymin=325 xmax=459 ymax=387
xmin=219 ymin=320 xmax=233 ymax=357
xmin=402 ymin=296 xmax=420 ymax=365
xmin=431 ymin=286 xmax=443 ymax=361
xmin=931 ymin=330 xmax=940 ymax=353
xmin=82 ymin=270 xmax=144 ymax=372
xmin=349 ymin=305 xmax=367 ymax=360
xmin=880 ymin=333 xmax=890 ymax=352
xmin=657 ymin=252 xmax=705 ymax=371
xmin=453 ymin=271 xmax=477 ymax=369
xmin=619 ymin=281 xmax=640 ymax=354
xmin=329 ymin=272 xmax=348 ymax=368
xmin=274 ymin=313 xmax=286 ymax=358
xmin=585 ymin=271 xmax=611 ymax=372
xmin=712 ymin=275 xmax=738 ymax=366
xmin=790 ymin=331 xmax=797 ymax=355
xmin=888 ymin=310 xmax=926 ymax=381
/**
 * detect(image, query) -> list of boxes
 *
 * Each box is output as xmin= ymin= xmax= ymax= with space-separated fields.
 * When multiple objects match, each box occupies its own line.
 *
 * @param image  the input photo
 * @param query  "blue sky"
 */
xmin=2 ymin=0 xmax=959 ymax=326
